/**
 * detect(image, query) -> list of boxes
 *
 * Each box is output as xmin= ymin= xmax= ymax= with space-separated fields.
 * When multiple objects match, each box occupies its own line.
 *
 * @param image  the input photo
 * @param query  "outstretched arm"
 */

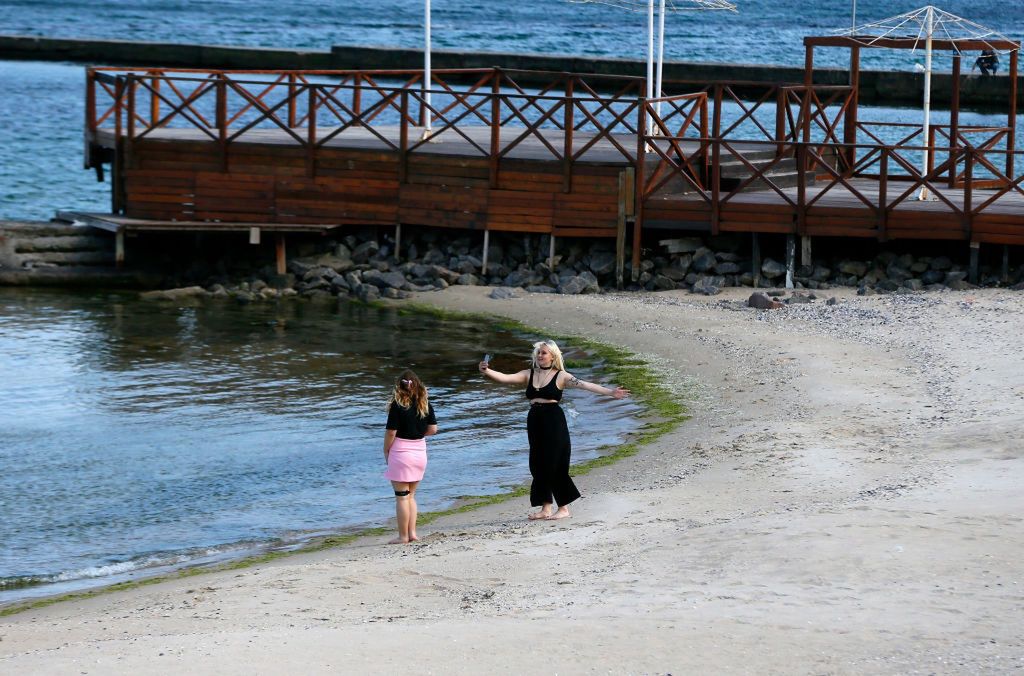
xmin=479 ymin=360 xmax=529 ymax=386
xmin=560 ymin=371 xmax=630 ymax=399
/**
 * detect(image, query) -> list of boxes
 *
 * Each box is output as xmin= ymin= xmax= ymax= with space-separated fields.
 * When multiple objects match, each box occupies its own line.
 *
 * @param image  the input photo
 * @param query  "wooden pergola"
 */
xmin=803 ymin=35 xmax=1020 ymax=177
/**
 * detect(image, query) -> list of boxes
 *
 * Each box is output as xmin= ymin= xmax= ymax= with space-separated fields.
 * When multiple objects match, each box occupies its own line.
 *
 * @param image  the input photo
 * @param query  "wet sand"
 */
xmin=2 ymin=286 xmax=1023 ymax=674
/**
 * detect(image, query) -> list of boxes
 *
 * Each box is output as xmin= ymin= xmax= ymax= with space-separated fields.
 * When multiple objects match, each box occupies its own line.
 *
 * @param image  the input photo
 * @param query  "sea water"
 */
xmin=0 ymin=289 xmax=641 ymax=601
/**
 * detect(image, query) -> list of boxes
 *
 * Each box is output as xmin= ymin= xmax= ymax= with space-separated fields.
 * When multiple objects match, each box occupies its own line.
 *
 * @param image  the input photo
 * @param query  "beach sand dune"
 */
xmin=2 ymin=286 xmax=1023 ymax=674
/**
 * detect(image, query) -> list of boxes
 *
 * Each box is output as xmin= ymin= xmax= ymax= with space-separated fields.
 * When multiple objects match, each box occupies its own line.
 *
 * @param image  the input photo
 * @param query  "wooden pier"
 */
xmin=82 ymin=65 xmax=1024 ymax=277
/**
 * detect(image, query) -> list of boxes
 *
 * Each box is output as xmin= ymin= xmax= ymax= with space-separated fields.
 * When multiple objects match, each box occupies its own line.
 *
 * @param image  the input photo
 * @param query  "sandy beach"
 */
xmin=2 ymin=285 xmax=1023 ymax=674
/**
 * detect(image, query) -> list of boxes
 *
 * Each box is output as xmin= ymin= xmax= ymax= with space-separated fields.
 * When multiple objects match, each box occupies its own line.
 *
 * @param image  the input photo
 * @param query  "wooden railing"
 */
xmin=636 ymin=134 xmax=1024 ymax=241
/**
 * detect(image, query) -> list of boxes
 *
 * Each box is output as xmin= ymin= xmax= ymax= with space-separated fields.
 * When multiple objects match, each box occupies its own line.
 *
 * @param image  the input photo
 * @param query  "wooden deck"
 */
xmin=81 ymin=66 xmax=1024 ymax=271
xmin=96 ymin=124 xmax=1024 ymax=248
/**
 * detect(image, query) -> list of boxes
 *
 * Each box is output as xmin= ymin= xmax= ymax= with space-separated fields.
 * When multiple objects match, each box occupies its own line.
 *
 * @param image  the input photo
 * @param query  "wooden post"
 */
xmin=249 ymin=227 xmax=261 ymax=245
xmin=751 ymin=233 xmax=761 ymax=288
xmin=150 ymin=72 xmax=160 ymax=128
xmin=1002 ymin=245 xmax=1010 ymax=284
xmin=785 ymin=234 xmax=796 ymax=289
xmin=878 ymin=150 xmax=889 ymax=241
xmin=482 ymin=229 xmax=490 ymax=276
xmin=395 ymin=224 xmax=402 ymax=261
xmin=115 ymin=229 xmax=125 ymax=269
xmin=802 ymin=44 xmax=813 ymax=145
xmin=950 ymin=54 xmax=961 ymax=188
xmin=399 ymin=90 xmax=409 ymax=184
xmin=490 ymin=72 xmax=501 ymax=189
xmin=801 ymin=235 xmax=812 ymax=267
xmin=1007 ymin=49 xmax=1018 ymax=179
xmin=306 ymin=85 xmax=317 ymax=178
xmin=288 ymin=73 xmax=297 ymax=128
xmin=563 ymin=75 xmax=574 ymax=193
xmin=969 ymin=242 xmax=980 ymax=285
xmin=548 ymin=235 xmax=556 ymax=272
xmin=845 ymin=45 xmax=860 ymax=170
xmin=276 ymin=234 xmax=286 ymax=275
xmin=216 ymin=74 xmax=227 ymax=172
xmin=616 ymin=170 xmax=626 ymax=289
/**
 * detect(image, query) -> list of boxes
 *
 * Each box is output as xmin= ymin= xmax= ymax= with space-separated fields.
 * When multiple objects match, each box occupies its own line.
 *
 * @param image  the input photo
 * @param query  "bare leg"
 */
xmin=408 ymin=481 xmax=420 ymax=541
xmin=545 ymin=506 xmax=571 ymax=520
xmin=389 ymin=481 xmax=411 ymax=544
xmin=529 ymin=502 xmax=554 ymax=520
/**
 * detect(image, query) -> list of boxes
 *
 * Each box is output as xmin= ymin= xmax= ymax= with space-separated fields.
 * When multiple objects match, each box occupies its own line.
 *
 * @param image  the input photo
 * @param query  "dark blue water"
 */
xmin=1 ymin=0 xmax=1019 ymax=67
xmin=0 ymin=289 xmax=640 ymax=602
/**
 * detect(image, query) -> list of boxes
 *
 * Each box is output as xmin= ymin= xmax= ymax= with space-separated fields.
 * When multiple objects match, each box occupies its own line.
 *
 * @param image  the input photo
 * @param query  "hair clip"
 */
xmin=401 ymin=379 xmax=412 ymax=385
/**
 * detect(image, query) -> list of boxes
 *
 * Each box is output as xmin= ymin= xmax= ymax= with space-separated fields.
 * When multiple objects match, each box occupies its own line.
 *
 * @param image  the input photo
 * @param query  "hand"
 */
xmin=478 ymin=360 xmax=490 ymax=373
xmin=612 ymin=386 xmax=630 ymax=399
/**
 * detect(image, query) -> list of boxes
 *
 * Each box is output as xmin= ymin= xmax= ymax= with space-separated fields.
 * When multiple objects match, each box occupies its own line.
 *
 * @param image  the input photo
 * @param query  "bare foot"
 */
xmin=528 ymin=509 xmax=553 ymax=520
xmin=387 ymin=537 xmax=410 ymax=545
xmin=409 ymin=533 xmax=419 ymax=541
xmin=545 ymin=508 xmax=571 ymax=520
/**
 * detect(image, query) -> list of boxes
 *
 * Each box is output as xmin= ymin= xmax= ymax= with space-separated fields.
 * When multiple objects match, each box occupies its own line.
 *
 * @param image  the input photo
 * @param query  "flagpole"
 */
xmin=655 ymin=0 xmax=667 ymax=126
xmin=646 ymin=0 xmax=654 ymax=135
xmin=920 ymin=6 xmax=933 ymax=199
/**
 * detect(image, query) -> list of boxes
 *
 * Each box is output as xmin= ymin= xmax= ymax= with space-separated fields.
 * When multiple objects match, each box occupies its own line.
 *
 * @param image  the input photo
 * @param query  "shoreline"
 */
xmin=2 ymin=285 xmax=1023 ymax=672
xmin=0 ymin=301 xmax=673 ymax=616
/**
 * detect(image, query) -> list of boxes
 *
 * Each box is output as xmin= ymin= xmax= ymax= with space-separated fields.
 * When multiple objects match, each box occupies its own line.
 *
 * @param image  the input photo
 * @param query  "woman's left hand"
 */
xmin=612 ymin=386 xmax=630 ymax=399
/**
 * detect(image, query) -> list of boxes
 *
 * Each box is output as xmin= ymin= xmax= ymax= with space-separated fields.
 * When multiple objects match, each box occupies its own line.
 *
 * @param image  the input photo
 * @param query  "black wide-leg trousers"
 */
xmin=526 ymin=403 xmax=580 ymax=507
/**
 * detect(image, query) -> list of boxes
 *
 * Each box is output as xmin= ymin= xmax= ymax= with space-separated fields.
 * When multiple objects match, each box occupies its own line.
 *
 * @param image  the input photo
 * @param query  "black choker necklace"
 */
xmin=538 ymin=364 xmax=553 ymax=370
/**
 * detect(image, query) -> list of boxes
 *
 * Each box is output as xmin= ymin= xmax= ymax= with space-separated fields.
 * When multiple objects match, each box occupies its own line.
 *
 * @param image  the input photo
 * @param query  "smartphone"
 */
xmin=483 ymin=353 xmax=492 ymax=364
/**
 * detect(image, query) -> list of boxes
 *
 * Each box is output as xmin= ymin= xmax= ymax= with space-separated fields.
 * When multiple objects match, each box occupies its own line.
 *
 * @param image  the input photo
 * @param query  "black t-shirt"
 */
xmin=386 ymin=401 xmax=437 ymax=440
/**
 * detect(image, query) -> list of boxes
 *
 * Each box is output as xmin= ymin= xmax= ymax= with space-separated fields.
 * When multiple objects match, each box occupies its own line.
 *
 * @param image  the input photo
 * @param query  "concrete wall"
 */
xmin=0 ymin=35 xmax=1018 ymax=110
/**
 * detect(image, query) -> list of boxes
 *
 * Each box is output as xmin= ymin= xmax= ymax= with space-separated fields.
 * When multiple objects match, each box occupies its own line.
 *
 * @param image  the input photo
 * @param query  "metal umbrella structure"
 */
xmin=831 ymin=5 xmax=1018 ymax=197
xmin=567 ymin=0 xmax=737 ymax=131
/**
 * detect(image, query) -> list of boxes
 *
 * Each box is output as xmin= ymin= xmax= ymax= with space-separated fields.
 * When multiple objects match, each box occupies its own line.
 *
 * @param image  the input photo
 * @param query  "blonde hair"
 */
xmin=531 ymin=340 xmax=565 ymax=371
xmin=387 ymin=369 xmax=429 ymax=418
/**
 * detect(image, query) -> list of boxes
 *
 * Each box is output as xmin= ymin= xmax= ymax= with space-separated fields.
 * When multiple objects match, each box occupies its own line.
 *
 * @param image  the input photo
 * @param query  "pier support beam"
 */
xmin=548 ymin=235 xmax=556 ymax=272
xmin=115 ymin=229 xmax=125 ymax=269
xmin=785 ymin=234 xmax=796 ymax=289
xmin=1002 ymin=245 xmax=1010 ymax=285
xmin=275 ymin=234 xmax=286 ymax=275
xmin=482 ymin=229 xmax=490 ymax=276
xmin=394 ymin=224 xmax=402 ymax=261
xmin=751 ymin=233 xmax=761 ymax=289
xmin=801 ymin=235 xmax=812 ymax=267
xmin=969 ymin=242 xmax=980 ymax=285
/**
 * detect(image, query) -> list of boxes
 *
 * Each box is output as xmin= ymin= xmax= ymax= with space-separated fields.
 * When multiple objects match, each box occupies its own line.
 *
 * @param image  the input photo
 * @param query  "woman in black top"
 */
xmin=383 ymin=370 xmax=437 ymax=544
xmin=479 ymin=340 xmax=629 ymax=520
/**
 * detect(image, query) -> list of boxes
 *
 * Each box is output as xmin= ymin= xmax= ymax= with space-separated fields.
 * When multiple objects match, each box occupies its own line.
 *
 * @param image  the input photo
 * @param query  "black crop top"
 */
xmin=386 ymin=401 xmax=437 ymax=439
xmin=525 ymin=368 xmax=563 ymax=401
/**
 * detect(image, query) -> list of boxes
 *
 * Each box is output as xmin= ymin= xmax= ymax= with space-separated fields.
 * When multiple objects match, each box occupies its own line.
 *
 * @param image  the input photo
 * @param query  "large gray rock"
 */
xmin=761 ymin=258 xmax=787 ymax=278
xmin=660 ymin=266 xmax=687 ymax=282
xmin=587 ymin=251 xmax=617 ymax=276
xmin=690 ymin=277 xmax=721 ymax=295
xmin=652 ymin=274 xmax=677 ymax=290
xmin=456 ymin=273 xmax=479 ymax=286
xmin=714 ymin=261 xmax=741 ymax=275
xmin=140 ymin=286 xmax=207 ymax=301
xmin=351 ymin=240 xmax=380 ymax=264
xmin=557 ymin=276 xmax=587 ymax=294
xmin=690 ymin=248 xmax=718 ymax=273
xmin=838 ymin=260 xmax=868 ymax=277
xmin=930 ymin=256 xmax=954 ymax=271
xmin=748 ymin=292 xmax=782 ymax=309
xmin=362 ymin=270 xmax=408 ymax=289
xmin=489 ymin=287 xmax=518 ymax=299
xmin=356 ymin=284 xmax=381 ymax=302
xmin=578 ymin=270 xmax=600 ymax=293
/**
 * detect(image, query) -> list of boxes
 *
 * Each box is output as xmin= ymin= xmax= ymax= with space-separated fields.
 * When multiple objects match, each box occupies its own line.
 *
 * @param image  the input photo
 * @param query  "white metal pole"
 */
xmin=852 ymin=0 xmax=857 ymax=34
xmin=920 ymin=6 xmax=933 ymax=199
xmin=646 ymin=0 xmax=654 ymax=135
xmin=655 ymin=0 xmax=666 ymax=126
xmin=424 ymin=0 xmax=432 ymax=133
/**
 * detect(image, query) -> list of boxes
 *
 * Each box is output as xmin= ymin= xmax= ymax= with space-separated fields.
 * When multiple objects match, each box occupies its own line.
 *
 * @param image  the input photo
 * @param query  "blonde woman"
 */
xmin=383 ymin=370 xmax=437 ymax=544
xmin=479 ymin=340 xmax=629 ymax=520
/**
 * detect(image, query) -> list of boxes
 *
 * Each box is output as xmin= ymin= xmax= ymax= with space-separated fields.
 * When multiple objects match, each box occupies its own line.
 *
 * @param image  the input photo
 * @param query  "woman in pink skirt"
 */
xmin=383 ymin=370 xmax=437 ymax=544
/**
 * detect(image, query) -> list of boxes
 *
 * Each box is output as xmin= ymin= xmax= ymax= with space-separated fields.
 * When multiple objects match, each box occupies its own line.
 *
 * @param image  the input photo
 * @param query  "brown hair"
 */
xmin=388 ymin=369 xmax=429 ymax=418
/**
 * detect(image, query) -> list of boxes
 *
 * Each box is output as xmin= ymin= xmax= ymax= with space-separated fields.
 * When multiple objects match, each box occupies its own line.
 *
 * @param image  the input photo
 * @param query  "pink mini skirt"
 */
xmin=384 ymin=437 xmax=427 ymax=482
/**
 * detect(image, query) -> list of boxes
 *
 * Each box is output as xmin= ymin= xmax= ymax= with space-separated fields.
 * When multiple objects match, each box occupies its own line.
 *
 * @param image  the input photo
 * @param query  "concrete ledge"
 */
xmin=1 ymin=35 xmax=1018 ymax=111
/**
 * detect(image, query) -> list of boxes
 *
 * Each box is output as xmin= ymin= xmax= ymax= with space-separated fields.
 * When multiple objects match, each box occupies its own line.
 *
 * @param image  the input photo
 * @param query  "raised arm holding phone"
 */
xmin=479 ymin=340 xmax=629 ymax=520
